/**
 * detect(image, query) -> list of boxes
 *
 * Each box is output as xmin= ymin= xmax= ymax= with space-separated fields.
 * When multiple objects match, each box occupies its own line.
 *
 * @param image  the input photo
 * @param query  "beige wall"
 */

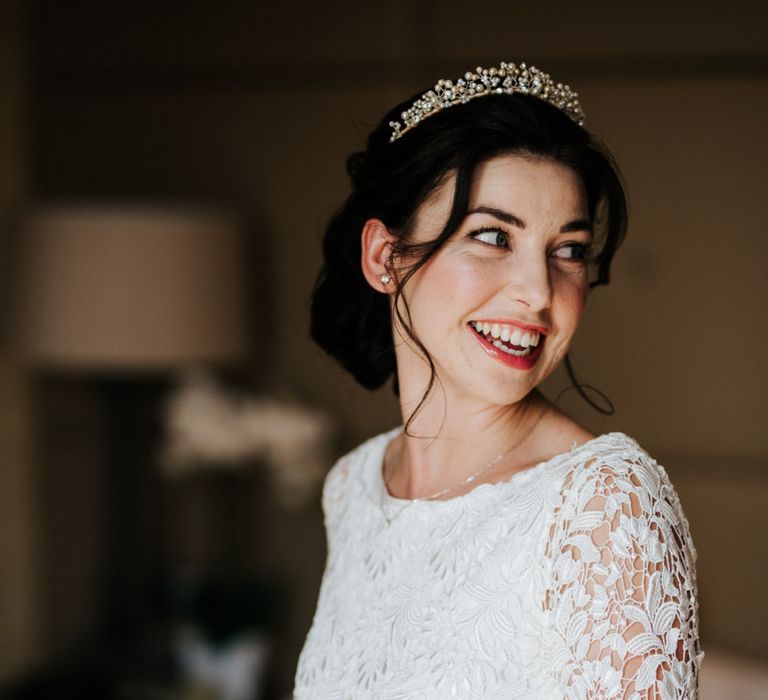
xmin=14 ymin=0 xmax=768 ymax=689
xmin=0 ymin=0 xmax=41 ymax=681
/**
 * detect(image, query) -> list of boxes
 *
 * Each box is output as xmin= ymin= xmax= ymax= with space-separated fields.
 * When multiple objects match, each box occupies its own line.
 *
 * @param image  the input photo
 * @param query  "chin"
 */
xmin=470 ymin=375 xmax=541 ymax=407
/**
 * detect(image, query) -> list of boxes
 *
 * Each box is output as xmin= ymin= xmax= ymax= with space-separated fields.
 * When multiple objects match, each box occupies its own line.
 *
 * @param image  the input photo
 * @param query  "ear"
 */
xmin=360 ymin=218 xmax=396 ymax=293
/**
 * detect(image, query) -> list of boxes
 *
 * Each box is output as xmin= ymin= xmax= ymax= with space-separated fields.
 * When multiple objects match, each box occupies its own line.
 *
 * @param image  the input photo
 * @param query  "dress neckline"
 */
xmin=374 ymin=426 xmax=632 ymax=507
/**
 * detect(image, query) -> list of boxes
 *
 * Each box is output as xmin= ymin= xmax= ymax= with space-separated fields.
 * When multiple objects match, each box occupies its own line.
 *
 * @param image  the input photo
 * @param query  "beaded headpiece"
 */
xmin=388 ymin=62 xmax=584 ymax=143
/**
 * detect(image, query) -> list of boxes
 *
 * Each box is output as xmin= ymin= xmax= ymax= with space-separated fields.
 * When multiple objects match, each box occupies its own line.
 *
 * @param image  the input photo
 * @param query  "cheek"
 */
xmin=553 ymin=270 xmax=589 ymax=330
xmin=446 ymin=259 xmax=492 ymax=306
xmin=418 ymin=255 xmax=491 ymax=314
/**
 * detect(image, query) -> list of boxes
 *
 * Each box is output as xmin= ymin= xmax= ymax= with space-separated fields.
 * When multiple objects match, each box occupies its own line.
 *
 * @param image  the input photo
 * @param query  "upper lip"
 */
xmin=470 ymin=319 xmax=550 ymax=335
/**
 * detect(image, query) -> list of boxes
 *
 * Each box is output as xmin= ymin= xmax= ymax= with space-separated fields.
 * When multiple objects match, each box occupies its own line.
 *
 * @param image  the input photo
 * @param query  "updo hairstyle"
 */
xmin=310 ymin=91 xmax=628 ymax=403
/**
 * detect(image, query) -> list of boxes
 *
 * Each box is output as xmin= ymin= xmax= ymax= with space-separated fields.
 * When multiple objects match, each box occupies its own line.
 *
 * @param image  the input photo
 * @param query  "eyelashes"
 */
xmin=470 ymin=227 xmax=510 ymax=248
xmin=555 ymin=242 xmax=593 ymax=262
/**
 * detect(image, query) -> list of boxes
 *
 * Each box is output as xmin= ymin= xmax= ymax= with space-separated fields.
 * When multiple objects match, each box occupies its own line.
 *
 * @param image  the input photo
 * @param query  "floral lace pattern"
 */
xmin=294 ymin=430 xmax=703 ymax=699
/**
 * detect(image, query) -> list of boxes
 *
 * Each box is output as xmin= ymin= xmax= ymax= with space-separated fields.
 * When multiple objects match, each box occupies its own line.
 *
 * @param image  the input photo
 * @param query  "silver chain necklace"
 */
xmin=380 ymin=405 xmax=549 ymax=523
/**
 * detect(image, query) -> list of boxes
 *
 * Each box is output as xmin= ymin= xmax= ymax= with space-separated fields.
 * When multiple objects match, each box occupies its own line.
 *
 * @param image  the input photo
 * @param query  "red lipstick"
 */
xmin=468 ymin=323 xmax=545 ymax=370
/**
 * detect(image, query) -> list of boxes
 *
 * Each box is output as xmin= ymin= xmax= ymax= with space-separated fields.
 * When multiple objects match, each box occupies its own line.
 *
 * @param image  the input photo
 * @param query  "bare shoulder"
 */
xmin=529 ymin=406 xmax=596 ymax=463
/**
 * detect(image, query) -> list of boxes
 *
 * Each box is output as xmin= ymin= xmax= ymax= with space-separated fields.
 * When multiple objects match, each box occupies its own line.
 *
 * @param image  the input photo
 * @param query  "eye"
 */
xmin=471 ymin=227 xmax=509 ymax=249
xmin=552 ymin=242 xmax=592 ymax=262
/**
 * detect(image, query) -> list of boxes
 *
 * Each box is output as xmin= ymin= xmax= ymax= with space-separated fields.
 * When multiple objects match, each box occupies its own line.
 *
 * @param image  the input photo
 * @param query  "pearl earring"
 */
xmin=379 ymin=273 xmax=391 ymax=285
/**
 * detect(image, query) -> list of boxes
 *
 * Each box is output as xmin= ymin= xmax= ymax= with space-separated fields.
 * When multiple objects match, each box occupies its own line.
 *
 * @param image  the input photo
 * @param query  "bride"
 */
xmin=295 ymin=62 xmax=703 ymax=698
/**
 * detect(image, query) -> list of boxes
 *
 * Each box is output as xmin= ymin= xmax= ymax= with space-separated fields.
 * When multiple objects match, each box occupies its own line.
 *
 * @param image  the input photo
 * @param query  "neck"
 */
xmin=386 ymin=384 xmax=549 ymax=500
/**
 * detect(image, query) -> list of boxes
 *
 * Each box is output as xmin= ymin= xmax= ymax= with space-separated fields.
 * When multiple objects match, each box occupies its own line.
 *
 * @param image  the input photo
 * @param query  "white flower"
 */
xmin=160 ymin=368 xmax=334 ymax=507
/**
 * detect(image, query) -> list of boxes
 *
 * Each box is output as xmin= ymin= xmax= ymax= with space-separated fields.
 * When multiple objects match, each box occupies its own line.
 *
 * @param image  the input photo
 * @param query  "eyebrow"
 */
xmin=467 ymin=205 xmax=593 ymax=234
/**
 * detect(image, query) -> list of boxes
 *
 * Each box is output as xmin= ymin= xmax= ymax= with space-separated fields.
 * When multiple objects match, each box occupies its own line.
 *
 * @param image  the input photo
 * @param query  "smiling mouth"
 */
xmin=468 ymin=321 xmax=544 ymax=357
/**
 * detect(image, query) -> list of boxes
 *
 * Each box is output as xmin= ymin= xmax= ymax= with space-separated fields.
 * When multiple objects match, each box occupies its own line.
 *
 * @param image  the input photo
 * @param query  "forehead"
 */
xmin=473 ymin=155 xmax=586 ymax=206
xmin=415 ymin=154 xmax=588 ymax=231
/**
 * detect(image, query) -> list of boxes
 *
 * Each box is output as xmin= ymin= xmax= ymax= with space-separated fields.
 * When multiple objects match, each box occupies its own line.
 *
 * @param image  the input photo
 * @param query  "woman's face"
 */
xmin=394 ymin=154 xmax=592 ymax=407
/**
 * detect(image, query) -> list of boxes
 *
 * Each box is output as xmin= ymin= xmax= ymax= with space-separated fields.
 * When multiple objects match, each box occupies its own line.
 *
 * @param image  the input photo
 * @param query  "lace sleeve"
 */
xmin=546 ymin=448 xmax=704 ymax=699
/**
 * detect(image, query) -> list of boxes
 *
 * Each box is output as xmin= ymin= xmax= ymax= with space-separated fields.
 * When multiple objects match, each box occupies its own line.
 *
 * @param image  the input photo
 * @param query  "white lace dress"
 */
xmin=294 ymin=428 xmax=704 ymax=699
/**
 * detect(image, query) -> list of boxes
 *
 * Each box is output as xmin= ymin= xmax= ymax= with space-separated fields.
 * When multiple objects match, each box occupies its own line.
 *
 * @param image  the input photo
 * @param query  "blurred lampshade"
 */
xmin=7 ymin=203 xmax=249 ymax=371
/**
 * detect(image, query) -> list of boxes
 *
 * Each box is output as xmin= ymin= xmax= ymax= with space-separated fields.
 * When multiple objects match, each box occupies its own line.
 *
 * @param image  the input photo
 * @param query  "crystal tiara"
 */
xmin=388 ymin=62 xmax=584 ymax=143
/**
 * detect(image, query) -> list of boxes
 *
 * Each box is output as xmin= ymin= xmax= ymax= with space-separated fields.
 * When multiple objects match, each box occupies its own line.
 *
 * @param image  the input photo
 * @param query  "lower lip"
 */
xmin=469 ymin=325 xmax=545 ymax=370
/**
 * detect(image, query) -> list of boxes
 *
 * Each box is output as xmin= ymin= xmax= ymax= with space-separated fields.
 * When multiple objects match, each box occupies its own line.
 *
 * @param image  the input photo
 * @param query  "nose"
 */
xmin=504 ymin=252 xmax=552 ymax=312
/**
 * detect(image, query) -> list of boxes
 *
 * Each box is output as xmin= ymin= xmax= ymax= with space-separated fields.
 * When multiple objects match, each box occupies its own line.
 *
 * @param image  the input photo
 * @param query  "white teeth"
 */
xmin=471 ymin=321 xmax=542 ymax=352
xmin=495 ymin=341 xmax=532 ymax=357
